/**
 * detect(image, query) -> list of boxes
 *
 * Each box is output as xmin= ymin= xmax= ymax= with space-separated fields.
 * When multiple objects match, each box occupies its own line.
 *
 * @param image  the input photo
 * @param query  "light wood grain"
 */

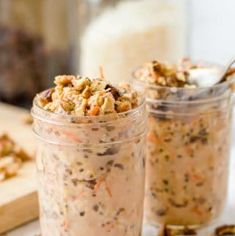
xmin=0 ymin=103 xmax=38 ymax=234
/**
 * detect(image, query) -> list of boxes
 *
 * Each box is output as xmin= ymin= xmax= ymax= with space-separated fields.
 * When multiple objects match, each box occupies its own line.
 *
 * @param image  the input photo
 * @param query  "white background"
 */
xmin=190 ymin=0 xmax=235 ymax=64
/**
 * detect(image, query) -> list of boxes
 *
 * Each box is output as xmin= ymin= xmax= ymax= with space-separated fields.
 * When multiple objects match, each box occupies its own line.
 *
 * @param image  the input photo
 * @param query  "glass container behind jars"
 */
xmin=0 ymin=0 xmax=71 ymax=107
xmin=72 ymin=0 xmax=187 ymax=85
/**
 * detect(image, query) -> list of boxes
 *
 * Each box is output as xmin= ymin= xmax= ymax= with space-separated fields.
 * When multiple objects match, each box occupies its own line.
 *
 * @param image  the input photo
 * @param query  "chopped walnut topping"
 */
xmin=0 ymin=134 xmax=31 ymax=181
xmin=164 ymin=225 xmax=197 ymax=236
xmin=134 ymin=60 xmax=194 ymax=88
xmin=37 ymin=88 xmax=54 ymax=107
xmin=134 ymin=58 xmax=235 ymax=88
xmin=72 ymin=77 xmax=91 ymax=91
xmin=37 ymin=75 xmax=139 ymax=116
xmin=23 ymin=114 xmax=33 ymax=125
xmin=54 ymin=75 xmax=75 ymax=86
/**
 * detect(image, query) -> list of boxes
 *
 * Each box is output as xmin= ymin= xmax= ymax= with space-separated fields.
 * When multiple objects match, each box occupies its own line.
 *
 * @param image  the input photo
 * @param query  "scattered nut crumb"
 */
xmin=134 ymin=60 xmax=192 ymax=88
xmin=164 ymin=225 xmax=197 ymax=236
xmin=215 ymin=225 xmax=235 ymax=236
xmin=0 ymin=134 xmax=31 ymax=181
xmin=23 ymin=114 xmax=33 ymax=125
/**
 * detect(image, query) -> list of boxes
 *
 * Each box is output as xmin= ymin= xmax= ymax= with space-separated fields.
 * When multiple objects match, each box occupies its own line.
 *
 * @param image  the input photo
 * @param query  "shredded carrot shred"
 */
xmin=63 ymin=130 xmax=81 ymax=143
xmin=61 ymin=219 xmax=69 ymax=231
xmin=90 ymin=105 xmax=100 ymax=116
xmin=191 ymin=173 xmax=204 ymax=183
xmin=191 ymin=205 xmax=203 ymax=216
xmin=185 ymin=146 xmax=194 ymax=156
xmin=104 ymin=221 xmax=115 ymax=232
xmin=72 ymin=189 xmax=85 ymax=201
xmin=99 ymin=66 xmax=105 ymax=80
xmin=49 ymin=125 xmax=81 ymax=143
xmin=94 ymin=176 xmax=105 ymax=193
xmin=94 ymin=176 xmax=112 ymax=197
xmin=105 ymin=182 xmax=112 ymax=197
xmin=147 ymin=132 xmax=159 ymax=143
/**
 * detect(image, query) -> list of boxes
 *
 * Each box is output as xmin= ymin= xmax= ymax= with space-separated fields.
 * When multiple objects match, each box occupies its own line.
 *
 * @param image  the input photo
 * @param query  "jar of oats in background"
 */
xmin=133 ymin=60 xmax=235 ymax=228
xmin=31 ymin=75 xmax=147 ymax=236
xmin=70 ymin=0 xmax=187 ymax=84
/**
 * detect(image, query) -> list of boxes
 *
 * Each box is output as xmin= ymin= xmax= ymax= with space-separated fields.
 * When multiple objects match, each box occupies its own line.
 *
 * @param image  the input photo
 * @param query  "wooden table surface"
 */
xmin=0 ymin=103 xmax=38 ymax=235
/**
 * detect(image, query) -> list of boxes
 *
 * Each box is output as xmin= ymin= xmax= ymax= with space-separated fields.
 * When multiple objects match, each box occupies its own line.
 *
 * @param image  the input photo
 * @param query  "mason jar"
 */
xmin=0 ymin=0 xmax=70 ymax=107
xmin=71 ymin=0 xmax=187 ymax=85
xmin=133 ymin=64 xmax=234 ymax=228
xmin=31 ymin=93 xmax=147 ymax=236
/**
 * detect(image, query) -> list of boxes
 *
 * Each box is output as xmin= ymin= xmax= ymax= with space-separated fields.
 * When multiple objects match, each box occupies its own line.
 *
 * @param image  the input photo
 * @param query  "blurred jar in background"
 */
xmin=73 ymin=0 xmax=187 ymax=84
xmin=0 ymin=0 xmax=70 ymax=107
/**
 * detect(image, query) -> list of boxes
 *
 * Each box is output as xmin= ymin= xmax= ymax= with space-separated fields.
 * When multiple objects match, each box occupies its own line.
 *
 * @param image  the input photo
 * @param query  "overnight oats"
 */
xmin=31 ymin=75 xmax=146 ymax=236
xmin=133 ymin=59 xmax=235 ymax=227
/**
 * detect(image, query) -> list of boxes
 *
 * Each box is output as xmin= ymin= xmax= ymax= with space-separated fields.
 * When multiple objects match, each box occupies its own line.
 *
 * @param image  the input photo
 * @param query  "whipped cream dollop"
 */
xmin=188 ymin=67 xmax=223 ymax=88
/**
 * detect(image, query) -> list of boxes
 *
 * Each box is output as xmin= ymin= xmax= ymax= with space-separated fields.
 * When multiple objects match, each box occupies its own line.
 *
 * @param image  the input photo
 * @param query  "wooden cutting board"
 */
xmin=0 ymin=103 xmax=39 ymax=234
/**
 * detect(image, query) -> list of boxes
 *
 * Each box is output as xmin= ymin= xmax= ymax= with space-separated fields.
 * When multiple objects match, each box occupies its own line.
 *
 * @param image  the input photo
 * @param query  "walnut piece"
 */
xmin=215 ymin=225 xmax=235 ymax=236
xmin=0 ymin=134 xmax=31 ymax=181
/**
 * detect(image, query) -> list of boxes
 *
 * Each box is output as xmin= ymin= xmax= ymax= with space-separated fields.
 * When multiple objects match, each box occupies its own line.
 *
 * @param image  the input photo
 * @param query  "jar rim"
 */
xmin=145 ymin=91 xmax=232 ymax=105
xmin=33 ymin=129 xmax=147 ymax=147
xmin=134 ymin=78 xmax=235 ymax=105
xmin=132 ymin=75 xmax=234 ymax=92
xmin=132 ymin=73 xmax=234 ymax=105
xmin=132 ymin=76 xmax=235 ymax=91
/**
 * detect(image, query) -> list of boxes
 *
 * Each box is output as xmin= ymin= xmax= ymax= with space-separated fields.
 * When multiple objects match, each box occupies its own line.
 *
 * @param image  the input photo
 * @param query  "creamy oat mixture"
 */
xmin=0 ymin=134 xmax=30 ymax=181
xmin=134 ymin=59 xmax=235 ymax=226
xmin=33 ymin=75 xmax=146 ymax=236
